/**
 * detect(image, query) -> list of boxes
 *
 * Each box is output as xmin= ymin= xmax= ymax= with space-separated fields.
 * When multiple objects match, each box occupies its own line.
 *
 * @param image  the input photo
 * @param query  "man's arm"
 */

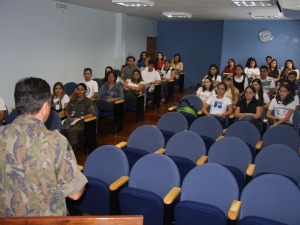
xmin=68 ymin=187 xmax=85 ymax=200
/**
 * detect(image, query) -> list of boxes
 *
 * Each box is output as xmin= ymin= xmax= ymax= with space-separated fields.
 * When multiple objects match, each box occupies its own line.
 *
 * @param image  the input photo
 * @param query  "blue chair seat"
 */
xmin=239 ymin=216 xmax=288 ymax=225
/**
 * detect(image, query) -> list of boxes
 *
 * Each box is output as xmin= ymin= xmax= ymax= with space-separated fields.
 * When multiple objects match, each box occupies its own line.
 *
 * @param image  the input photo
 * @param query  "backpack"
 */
xmin=177 ymin=99 xmax=198 ymax=120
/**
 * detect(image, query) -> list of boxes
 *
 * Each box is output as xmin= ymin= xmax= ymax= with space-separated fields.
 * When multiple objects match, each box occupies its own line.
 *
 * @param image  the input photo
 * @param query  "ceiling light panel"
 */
xmin=231 ymin=0 xmax=273 ymax=7
xmin=112 ymin=0 xmax=154 ymax=7
xmin=162 ymin=12 xmax=192 ymax=18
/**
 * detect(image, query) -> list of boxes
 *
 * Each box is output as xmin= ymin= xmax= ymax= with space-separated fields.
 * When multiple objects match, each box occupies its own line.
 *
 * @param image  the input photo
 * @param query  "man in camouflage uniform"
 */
xmin=0 ymin=77 xmax=87 ymax=216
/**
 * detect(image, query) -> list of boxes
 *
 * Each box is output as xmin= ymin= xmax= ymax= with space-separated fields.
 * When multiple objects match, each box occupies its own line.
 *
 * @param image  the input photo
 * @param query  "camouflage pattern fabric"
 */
xmin=0 ymin=116 xmax=87 ymax=216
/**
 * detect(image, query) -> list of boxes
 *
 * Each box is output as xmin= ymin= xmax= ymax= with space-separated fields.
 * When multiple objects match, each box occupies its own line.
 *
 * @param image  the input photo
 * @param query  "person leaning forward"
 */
xmin=0 ymin=77 xmax=87 ymax=217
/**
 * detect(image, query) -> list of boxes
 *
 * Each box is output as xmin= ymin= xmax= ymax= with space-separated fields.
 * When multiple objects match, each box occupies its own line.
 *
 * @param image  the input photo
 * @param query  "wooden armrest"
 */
xmin=228 ymin=200 xmax=241 ymax=220
xmin=168 ymin=80 xmax=175 ymax=83
xmin=77 ymin=165 xmax=84 ymax=171
xmin=246 ymin=164 xmax=256 ymax=176
xmin=163 ymin=187 xmax=181 ymax=205
xmin=154 ymin=148 xmax=166 ymax=154
xmin=84 ymin=116 xmax=97 ymax=123
xmin=263 ymin=117 xmax=268 ymax=123
xmin=116 ymin=141 xmax=127 ymax=148
xmin=109 ymin=176 xmax=129 ymax=191
xmin=179 ymin=72 xmax=185 ymax=75
xmin=137 ymin=93 xmax=144 ymax=97
xmin=229 ymin=113 xmax=235 ymax=119
xmin=216 ymin=135 xmax=225 ymax=141
xmin=115 ymin=100 xmax=125 ymax=104
xmin=255 ymin=141 xmax=263 ymax=150
xmin=197 ymin=110 xmax=203 ymax=116
xmin=196 ymin=155 xmax=208 ymax=166
xmin=168 ymin=106 xmax=177 ymax=111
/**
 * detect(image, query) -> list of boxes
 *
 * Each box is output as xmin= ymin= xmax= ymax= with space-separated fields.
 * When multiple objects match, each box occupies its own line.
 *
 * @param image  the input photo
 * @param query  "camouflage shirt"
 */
xmin=0 ymin=115 xmax=87 ymax=216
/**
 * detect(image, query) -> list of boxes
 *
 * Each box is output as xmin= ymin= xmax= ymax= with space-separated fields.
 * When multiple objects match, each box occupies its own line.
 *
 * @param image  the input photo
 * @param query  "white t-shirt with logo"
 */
xmin=206 ymin=96 xmax=232 ymax=115
xmin=84 ymin=80 xmax=98 ymax=98
xmin=269 ymin=98 xmax=297 ymax=123
xmin=260 ymin=77 xmax=275 ymax=94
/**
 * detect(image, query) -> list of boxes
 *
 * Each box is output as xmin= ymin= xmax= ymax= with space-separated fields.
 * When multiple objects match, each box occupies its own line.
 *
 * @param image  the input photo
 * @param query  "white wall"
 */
xmin=0 ymin=0 xmax=157 ymax=110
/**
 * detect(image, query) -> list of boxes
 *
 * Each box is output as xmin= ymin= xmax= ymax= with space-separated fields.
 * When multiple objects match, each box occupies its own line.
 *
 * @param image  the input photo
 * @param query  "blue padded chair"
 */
xmin=239 ymin=174 xmax=300 ymax=225
xmin=6 ymin=108 xmax=19 ymax=125
xmin=78 ymin=145 xmax=129 ymax=215
xmin=45 ymin=110 xmax=61 ymax=131
xmin=165 ymin=130 xmax=206 ymax=184
xmin=157 ymin=112 xmax=188 ymax=144
xmin=250 ymin=144 xmax=300 ymax=187
xmin=92 ymin=78 xmax=103 ymax=90
xmin=119 ymin=125 xmax=165 ymax=169
xmin=175 ymin=163 xmax=240 ymax=225
xmin=208 ymin=136 xmax=253 ymax=192
xmin=293 ymin=105 xmax=300 ymax=135
xmin=224 ymin=121 xmax=261 ymax=158
xmin=259 ymin=125 xmax=300 ymax=153
xmin=189 ymin=116 xmax=223 ymax=150
xmin=64 ymin=82 xmax=77 ymax=96
xmin=119 ymin=154 xmax=180 ymax=225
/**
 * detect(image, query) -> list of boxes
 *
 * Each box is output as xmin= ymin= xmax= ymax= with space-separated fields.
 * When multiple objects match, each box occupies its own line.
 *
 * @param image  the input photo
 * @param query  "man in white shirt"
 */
xmin=83 ymin=68 xmax=98 ymax=101
xmin=0 ymin=97 xmax=6 ymax=123
xmin=259 ymin=65 xmax=275 ymax=98
xmin=142 ymin=60 xmax=161 ymax=90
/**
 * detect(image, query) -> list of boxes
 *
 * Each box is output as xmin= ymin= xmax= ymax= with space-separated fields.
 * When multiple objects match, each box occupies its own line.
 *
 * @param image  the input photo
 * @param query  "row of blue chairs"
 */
xmin=78 ymin=145 xmax=300 ymax=225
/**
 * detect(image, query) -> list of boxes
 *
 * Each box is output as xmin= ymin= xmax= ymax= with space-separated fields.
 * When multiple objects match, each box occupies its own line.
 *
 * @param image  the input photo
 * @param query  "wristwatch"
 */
xmin=81 ymin=116 xmax=84 ymax=120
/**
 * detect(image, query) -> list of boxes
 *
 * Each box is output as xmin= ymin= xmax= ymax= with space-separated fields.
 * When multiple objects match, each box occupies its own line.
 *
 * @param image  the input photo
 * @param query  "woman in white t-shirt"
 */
xmin=202 ymin=64 xmax=222 ymax=88
xmin=196 ymin=77 xmax=216 ymax=103
xmin=51 ymin=82 xmax=70 ymax=117
xmin=123 ymin=69 xmax=145 ymax=106
xmin=244 ymin=57 xmax=260 ymax=79
xmin=252 ymin=78 xmax=270 ymax=110
xmin=267 ymin=83 xmax=296 ymax=127
xmin=202 ymin=82 xmax=233 ymax=128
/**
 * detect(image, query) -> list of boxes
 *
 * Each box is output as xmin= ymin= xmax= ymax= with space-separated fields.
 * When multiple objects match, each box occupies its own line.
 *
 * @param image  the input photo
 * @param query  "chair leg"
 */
xmin=179 ymin=73 xmax=184 ymax=93
xmin=84 ymin=120 xmax=96 ymax=155
xmin=154 ymin=84 xmax=161 ymax=109
xmin=136 ymin=95 xmax=145 ymax=123
xmin=114 ymin=101 xmax=124 ymax=133
xmin=167 ymin=81 xmax=174 ymax=103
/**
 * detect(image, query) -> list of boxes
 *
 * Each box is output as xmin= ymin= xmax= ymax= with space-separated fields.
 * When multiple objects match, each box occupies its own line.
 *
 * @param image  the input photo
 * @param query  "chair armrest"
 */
xmin=115 ymin=141 xmax=127 ymax=149
xmin=197 ymin=110 xmax=203 ymax=116
xmin=229 ymin=114 xmax=235 ymax=119
xmin=84 ymin=116 xmax=97 ymax=123
xmin=216 ymin=135 xmax=225 ymax=141
xmin=115 ymin=100 xmax=125 ymax=104
xmin=168 ymin=80 xmax=175 ymax=83
xmin=246 ymin=164 xmax=256 ymax=176
xmin=168 ymin=106 xmax=177 ymax=111
xmin=164 ymin=187 xmax=181 ymax=205
xmin=137 ymin=93 xmax=144 ymax=97
xmin=77 ymin=165 xmax=84 ymax=171
xmin=263 ymin=117 xmax=268 ymax=123
xmin=109 ymin=176 xmax=129 ymax=191
xmin=154 ymin=148 xmax=166 ymax=154
xmin=255 ymin=141 xmax=263 ymax=150
xmin=228 ymin=200 xmax=241 ymax=220
xmin=196 ymin=155 xmax=208 ymax=166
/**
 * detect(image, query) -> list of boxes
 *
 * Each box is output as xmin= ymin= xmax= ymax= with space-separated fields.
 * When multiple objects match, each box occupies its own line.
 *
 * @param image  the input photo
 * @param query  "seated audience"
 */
xmin=155 ymin=52 xmax=164 ymax=71
xmin=233 ymin=64 xmax=248 ymax=97
xmin=235 ymin=86 xmax=263 ymax=130
xmin=61 ymin=83 xmax=95 ymax=150
xmin=202 ymin=82 xmax=233 ymax=129
xmin=202 ymin=64 xmax=222 ymax=88
xmin=137 ymin=51 xmax=148 ymax=69
xmin=196 ymin=77 xmax=216 ymax=103
xmin=51 ymin=82 xmax=70 ymax=117
xmin=267 ymin=83 xmax=296 ymax=127
xmin=224 ymin=75 xmax=240 ymax=107
xmin=171 ymin=53 xmax=184 ymax=79
xmin=259 ymin=65 xmax=275 ymax=98
xmin=244 ymin=57 xmax=260 ymax=79
xmin=222 ymin=58 xmax=236 ymax=75
xmin=268 ymin=59 xmax=280 ymax=81
xmin=252 ymin=78 xmax=270 ymax=110
xmin=83 ymin=68 xmax=98 ymax=101
xmin=123 ymin=69 xmax=145 ymax=106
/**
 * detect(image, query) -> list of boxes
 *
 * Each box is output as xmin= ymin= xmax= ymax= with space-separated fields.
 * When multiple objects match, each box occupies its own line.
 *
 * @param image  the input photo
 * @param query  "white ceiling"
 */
xmin=54 ymin=0 xmax=292 ymax=21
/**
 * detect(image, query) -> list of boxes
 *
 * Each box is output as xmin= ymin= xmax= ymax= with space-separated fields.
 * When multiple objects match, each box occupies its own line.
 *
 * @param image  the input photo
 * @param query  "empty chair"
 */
xmin=248 ymin=144 xmax=300 ymax=187
xmin=45 ymin=110 xmax=62 ymax=131
xmin=119 ymin=154 xmax=181 ymax=225
xmin=189 ymin=116 xmax=223 ymax=150
xmin=64 ymin=82 xmax=77 ymax=96
xmin=78 ymin=145 xmax=129 ymax=215
xmin=165 ymin=130 xmax=206 ymax=184
xmin=117 ymin=125 xmax=165 ymax=169
xmin=224 ymin=121 xmax=261 ymax=157
xmin=157 ymin=112 xmax=188 ymax=144
xmin=257 ymin=125 xmax=300 ymax=153
xmin=239 ymin=174 xmax=300 ymax=225
xmin=208 ymin=136 xmax=253 ymax=192
xmin=175 ymin=163 xmax=240 ymax=225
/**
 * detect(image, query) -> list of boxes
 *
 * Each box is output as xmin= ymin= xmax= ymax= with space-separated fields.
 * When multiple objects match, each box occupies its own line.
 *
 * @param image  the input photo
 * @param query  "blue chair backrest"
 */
xmin=177 ymin=94 xmax=203 ymax=112
xmin=262 ymin=125 xmax=300 ymax=152
xmin=166 ymin=130 xmax=206 ymax=164
xmin=239 ymin=174 xmax=300 ymax=225
xmin=157 ymin=112 xmax=188 ymax=133
xmin=84 ymin=145 xmax=129 ymax=185
xmin=127 ymin=125 xmax=165 ymax=153
xmin=92 ymin=78 xmax=103 ymax=89
xmin=129 ymin=154 xmax=180 ymax=199
xmin=45 ymin=110 xmax=61 ymax=130
xmin=6 ymin=108 xmax=19 ymax=125
xmin=225 ymin=121 xmax=261 ymax=149
xmin=64 ymin=82 xmax=77 ymax=96
xmin=180 ymin=163 xmax=239 ymax=215
xmin=293 ymin=106 xmax=300 ymax=135
xmin=254 ymin=144 xmax=300 ymax=186
xmin=189 ymin=116 xmax=223 ymax=141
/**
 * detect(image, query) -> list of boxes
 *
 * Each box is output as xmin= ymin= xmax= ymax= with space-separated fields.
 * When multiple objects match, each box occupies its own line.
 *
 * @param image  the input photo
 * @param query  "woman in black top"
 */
xmin=235 ymin=86 xmax=263 ymax=130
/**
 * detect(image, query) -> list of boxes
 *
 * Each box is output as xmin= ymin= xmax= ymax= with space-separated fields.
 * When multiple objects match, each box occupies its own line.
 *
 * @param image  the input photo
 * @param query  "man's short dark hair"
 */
xmin=84 ymin=68 xmax=92 ymax=74
xmin=126 ymin=56 xmax=136 ymax=62
xmin=260 ymin=65 xmax=269 ymax=71
xmin=148 ymin=60 xmax=155 ymax=66
xmin=15 ymin=77 xmax=50 ymax=115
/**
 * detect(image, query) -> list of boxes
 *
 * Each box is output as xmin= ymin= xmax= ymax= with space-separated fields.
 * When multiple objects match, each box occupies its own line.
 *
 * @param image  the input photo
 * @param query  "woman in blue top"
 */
xmin=95 ymin=71 xmax=124 ymax=111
